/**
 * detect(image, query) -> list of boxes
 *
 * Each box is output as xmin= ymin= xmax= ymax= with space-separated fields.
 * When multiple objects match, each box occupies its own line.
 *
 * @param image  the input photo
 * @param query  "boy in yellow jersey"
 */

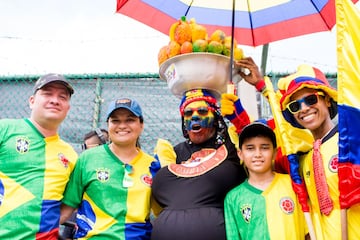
xmin=224 ymin=122 xmax=308 ymax=240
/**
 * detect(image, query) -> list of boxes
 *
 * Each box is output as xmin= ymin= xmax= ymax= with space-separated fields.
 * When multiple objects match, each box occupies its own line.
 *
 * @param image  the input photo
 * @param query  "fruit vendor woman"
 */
xmin=151 ymin=89 xmax=248 ymax=240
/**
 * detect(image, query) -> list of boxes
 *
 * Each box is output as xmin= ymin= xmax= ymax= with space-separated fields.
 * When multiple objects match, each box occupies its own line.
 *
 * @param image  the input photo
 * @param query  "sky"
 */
xmin=0 ymin=0 xmax=359 ymax=76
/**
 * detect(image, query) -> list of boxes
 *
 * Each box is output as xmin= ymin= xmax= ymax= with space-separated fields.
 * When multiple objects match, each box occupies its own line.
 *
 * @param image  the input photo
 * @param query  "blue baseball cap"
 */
xmin=106 ymin=98 xmax=143 ymax=120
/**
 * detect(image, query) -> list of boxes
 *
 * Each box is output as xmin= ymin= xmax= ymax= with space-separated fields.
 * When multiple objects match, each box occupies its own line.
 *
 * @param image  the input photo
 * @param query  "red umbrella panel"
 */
xmin=117 ymin=0 xmax=342 ymax=47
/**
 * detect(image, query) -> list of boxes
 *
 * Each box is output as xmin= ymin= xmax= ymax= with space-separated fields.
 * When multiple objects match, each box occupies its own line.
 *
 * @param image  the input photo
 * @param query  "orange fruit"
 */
xmin=224 ymin=36 xmax=238 ymax=49
xmin=222 ymin=47 xmax=244 ymax=60
xmin=223 ymin=36 xmax=238 ymax=57
xmin=190 ymin=19 xmax=208 ymax=42
xmin=170 ymin=16 xmax=192 ymax=45
xmin=192 ymin=39 xmax=208 ymax=52
xmin=207 ymin=41 xmax=223 ymax=54
xmin=167 ymin=41 xmax=181 ymax=58
xmin=158 ymin=45 xmax=169 ymax=66
xmin=180 ymin=41 xmax=193 ymax=54
xmin=234 ymin=47 xmax=244 ymax=60
xmin=210 ymin=29 xmax=226 ymax=44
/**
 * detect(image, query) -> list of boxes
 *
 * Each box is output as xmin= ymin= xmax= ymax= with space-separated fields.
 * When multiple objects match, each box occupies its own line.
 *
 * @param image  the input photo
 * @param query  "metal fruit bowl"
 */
xmin=159 ymin=53 xmax=231 ymax=98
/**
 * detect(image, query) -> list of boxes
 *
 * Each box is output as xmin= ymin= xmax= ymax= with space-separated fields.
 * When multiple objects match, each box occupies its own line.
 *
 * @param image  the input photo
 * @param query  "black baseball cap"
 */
xmin=33 ymin=73 xmax=74 ymax=95
xmin=239 ymin=122 xmax=277 ymax=148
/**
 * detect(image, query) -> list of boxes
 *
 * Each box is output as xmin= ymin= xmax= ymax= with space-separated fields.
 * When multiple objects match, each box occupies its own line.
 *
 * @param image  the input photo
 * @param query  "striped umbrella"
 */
xmin=116 ymin=0 xmax=338 ymax=47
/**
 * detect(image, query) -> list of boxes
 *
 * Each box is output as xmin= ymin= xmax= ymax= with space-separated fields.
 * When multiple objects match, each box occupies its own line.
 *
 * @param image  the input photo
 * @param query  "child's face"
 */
xmin=238 ymin=136 xmax=275 ymax=175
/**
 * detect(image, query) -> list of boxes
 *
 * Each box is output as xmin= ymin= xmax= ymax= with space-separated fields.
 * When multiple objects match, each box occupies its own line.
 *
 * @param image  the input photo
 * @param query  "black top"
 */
xmin=151 ymin=133 xmax=247 ymax=240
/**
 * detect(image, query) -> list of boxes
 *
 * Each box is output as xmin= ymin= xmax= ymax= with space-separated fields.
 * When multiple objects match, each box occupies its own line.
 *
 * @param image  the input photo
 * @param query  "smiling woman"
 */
xmin=60 ymin=97 xmax=161 ymax=240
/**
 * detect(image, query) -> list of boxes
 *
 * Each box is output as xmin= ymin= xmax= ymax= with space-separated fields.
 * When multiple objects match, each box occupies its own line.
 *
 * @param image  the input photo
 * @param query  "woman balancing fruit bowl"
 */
xmin=152 ymin=17 xmax=249 ymax=240
xmin=151 ymin=87 xmax=249 ymax=240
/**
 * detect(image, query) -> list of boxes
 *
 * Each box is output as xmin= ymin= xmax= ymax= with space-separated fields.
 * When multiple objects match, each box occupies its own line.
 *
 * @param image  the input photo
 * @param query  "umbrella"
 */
xmin=117 ymin=0 xmax=347 ymax=90
xmin=117 ymin=1 xmax=359 ymax=238
xmin=116 ymin=0 xmax=337 ymax=47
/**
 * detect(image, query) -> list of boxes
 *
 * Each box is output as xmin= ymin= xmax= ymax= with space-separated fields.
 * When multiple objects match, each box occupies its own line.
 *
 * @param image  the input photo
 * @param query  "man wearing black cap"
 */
xmin=0 ymin=73 xmax=77 ymax=239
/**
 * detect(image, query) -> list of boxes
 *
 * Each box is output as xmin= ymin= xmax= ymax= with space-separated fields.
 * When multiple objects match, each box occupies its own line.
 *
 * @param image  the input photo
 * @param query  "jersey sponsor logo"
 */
xmin=96 ymin=168 xmax=110 ymax=182
xmin=16 ymin=137 xmax=30 ymax=154
xmin=328 ymin=154 xmax=338 ymax=173
xmin=241 ymin=204 xmax=252 ymax=223
xmin=141 ymin=174 xmax=152 ymax=186
xmin=58 ymin=153 xmax=70 ymax=168
xmin=279 ymin=197 xmax=295 ymax=214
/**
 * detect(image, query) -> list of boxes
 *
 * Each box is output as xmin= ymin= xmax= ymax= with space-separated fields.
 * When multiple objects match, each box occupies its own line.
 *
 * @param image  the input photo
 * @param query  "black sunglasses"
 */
xmin=286 ymin=92 xmax=325 ymax=114
xmin=183 ymin=106 xmax=213 ymax=117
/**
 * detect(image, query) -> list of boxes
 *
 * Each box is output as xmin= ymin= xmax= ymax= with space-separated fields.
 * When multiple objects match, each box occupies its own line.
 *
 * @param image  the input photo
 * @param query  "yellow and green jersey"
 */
xmin=62 ymin=144 xmax=158 ymax=239
xmin=224 ymin=173 xmax=307 ymax=240
xmin=0 ymin=118 xmax=78 ymax=239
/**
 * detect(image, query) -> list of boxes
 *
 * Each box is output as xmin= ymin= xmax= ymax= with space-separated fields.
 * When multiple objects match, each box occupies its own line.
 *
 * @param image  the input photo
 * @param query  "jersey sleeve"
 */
xmin=62 ymin=155 xmax=86 ymax=208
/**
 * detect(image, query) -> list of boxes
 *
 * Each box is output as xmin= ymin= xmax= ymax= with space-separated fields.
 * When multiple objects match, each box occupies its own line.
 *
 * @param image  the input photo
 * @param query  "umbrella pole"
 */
xmin=260 ymin=44 xmax=269 ymax=75
xmin=227 ymin=0 xmax=236 ymax=94
xmin=304 ymin=212 xmax=317 ymax=240
xmin=341 ymin=209 xmax=348 ymax=240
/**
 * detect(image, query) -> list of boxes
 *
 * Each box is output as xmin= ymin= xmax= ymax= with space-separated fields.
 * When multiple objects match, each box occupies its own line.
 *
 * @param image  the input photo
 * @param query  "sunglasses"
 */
xmin=183 ymin=107 xmax=213 ymax=117
xmin=286 ymin=92 xmax=325 ymax=114
xmin=122 ymin=164 xmax=134 ymax=188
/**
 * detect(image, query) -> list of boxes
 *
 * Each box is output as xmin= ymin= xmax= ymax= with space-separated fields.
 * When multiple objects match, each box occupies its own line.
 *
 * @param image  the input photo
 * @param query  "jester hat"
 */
xmin=278 ymin=64 xmax=338 ymax=129
xmin=179 ymin=89 xmax=229 ymax=145
xmin=179 ymin=89 xmax=218 ymax=116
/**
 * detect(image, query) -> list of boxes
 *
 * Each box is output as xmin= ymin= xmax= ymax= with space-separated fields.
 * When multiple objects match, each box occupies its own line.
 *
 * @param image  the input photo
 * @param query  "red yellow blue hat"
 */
xmin=278 ymin=64 xmax=337 ymax=129
xmin=179 ymin=89 xmax=218 ymax=116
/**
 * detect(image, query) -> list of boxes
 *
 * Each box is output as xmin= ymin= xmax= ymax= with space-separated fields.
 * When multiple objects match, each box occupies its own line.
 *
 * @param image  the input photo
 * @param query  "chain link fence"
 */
xmin=0 ymin=72 xmax=337 ymax=154
xmin=0 ymin=74 xmax=184 ymax=154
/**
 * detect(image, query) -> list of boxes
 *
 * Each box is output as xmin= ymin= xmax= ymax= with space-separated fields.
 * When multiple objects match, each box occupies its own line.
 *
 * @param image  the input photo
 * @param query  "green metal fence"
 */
xmin=0 ymin=73 xmax=184 ymax=154
xmin=0 ymin=72 xmax=337 ymax=154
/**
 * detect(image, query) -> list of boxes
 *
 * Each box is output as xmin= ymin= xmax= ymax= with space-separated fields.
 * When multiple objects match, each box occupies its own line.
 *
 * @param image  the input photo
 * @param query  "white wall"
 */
xmin=237 ymin=80 xmax=259 ymax=120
